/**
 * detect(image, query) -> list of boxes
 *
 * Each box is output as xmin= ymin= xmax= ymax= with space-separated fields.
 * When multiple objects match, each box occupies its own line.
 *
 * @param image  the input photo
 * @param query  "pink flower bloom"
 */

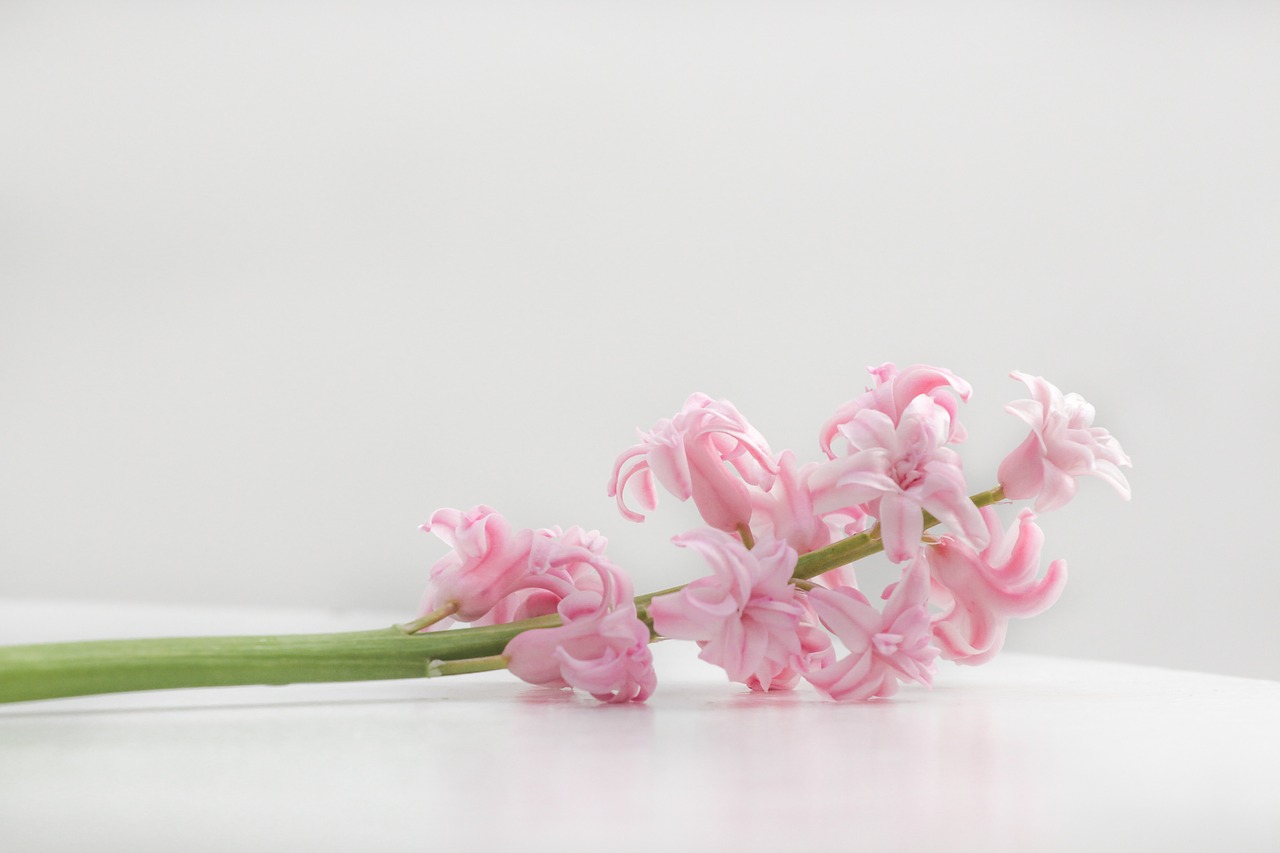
xmin=998 ymin=372 xmax=1132 ymax=512
xmin=419 ymin=506 xmax=535 ymax=622
xmin=607 ymin=393 xmax=778 ymax=532
xmin=927 ymin=507 xmax=1067 ymax=665
xmin=804 ymin=555 xmax=939 ymax=702
xmin=809 ymin=396 xmax=989 ymax=564
xmin=504 ymin=552 xmax=656 ymax=704
xmin=744 ymin=613 xmax=836 ymax=692
xmin=820 ymin=363 xmax=972 ymax=458
xmin=649 ymin=529 xmax=831 ymax=691
xmin=745 ymin=459 xmax=871 ymax=591
xmin=748 ymin=450 xmax=832 ymax=554
xmin=472 ymin=526 xmax=610 ymax=626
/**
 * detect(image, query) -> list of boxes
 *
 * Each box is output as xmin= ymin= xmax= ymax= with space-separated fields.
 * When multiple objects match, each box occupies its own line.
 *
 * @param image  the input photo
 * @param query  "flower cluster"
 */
xmin=415 ymin=507 xmax=654 ymax=703
xmin=417 ymin=366 xmax=1130 ymax=704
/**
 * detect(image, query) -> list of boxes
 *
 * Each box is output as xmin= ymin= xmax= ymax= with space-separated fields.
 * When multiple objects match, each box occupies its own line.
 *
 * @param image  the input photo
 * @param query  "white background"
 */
xmin=2 ymin=1 xmax=1277 ymax=679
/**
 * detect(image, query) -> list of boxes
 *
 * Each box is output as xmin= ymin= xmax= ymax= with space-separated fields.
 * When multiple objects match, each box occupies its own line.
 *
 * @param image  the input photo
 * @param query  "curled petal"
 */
xmin=928 ymin=507 xmax=1067 ymax=665
xmin=607 ymin=394 xmax=778 ymax=531
xmin=608 ymin=447 xmax=659 ymax=523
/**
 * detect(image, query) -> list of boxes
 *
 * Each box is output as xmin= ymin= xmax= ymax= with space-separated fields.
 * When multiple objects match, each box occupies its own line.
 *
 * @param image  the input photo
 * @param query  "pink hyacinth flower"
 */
xmin=745 ymin=615 xmax=836 ymax=692
xmin=820 ymin=363 xmax=972 ymax=458
xmin=748 ymin=450 xmax=834 ymax=554
xmin=469 ymin=526 xmax=611 ymax=626
xmin=748 ymin=450 xmax=872 ymax=567
xmin=419 ymin=506 xmax=535 ymax=622
xmin=927 ymin=506 xmax=1067 ymax=665
xmin=607 ymin=393 xmax=778 ymax=532
xmin=809 ymin=396 xmax=989 ymax=564
xmin=649 ymin=529 xmax=832 ymax=691
xmin=804 ymin=555 xmax=939 ymax=702
xmin=998 ymin=371 xmax=1132 ymax=512
xmin=504 ymin=552 xmax=656 ymax=704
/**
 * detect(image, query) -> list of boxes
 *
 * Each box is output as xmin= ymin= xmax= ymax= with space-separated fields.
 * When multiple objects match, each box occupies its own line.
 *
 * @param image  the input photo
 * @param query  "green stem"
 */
xmin=0 ymin=486 xmax=1005 ymax=705
xmin=0 ymin=617 xmax=556 ymax=704
xmin=427 ymin=655 xmax=509 ymax=678
xmin=396 ymin=601 xmax=460 ymax=634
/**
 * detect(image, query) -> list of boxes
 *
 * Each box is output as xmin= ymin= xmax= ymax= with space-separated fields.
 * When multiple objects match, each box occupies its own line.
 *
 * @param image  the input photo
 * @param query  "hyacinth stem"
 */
xmin=0 ymin=618 xmax=556 ymax=704
xmin=396 ymin=601 xmax=460 ymax=634
xmin=0 ymin=486 xmax=1005 ymax=705
xmin=427 ymin=655 xmax=509 ymax=678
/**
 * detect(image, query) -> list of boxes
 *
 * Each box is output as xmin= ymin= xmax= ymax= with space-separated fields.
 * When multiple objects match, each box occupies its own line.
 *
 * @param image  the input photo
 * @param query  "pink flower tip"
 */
xmin=998 ymin=372 xmax=1132 ymax=512
xmin=607 ymin=393 xmax=777 ymax=532
xmin=420 ymin=506 xmax=536 ymax=622
xmin=503 ymin=553 xmax=656 ymax=703
xmin=927 ymin=506 xmax=1067 ymax=665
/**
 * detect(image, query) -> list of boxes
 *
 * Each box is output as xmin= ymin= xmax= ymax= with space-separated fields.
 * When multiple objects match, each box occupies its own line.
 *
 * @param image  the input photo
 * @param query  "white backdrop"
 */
xmin=2 ymin=2 xmax=1277 ymax=679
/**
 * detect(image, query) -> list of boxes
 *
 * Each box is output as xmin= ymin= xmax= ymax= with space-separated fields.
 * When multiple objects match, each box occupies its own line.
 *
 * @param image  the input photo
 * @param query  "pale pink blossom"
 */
xmin=419 ymin=520 xmax=611 ymax=629
xmin=804 ymin=555 xmax=939 ymax=702
xmin=927 ymin=507 xmax=1066 ymax=665
xmin=607 ymin=393 xmax=778 ymax=532
xmin=998 ymin=372 xmax=1132 ymax=512
xmin=471 ymin=526 xmax=610 ymax=626
xmin=649 ymin=529 xmax=831 ymax=691
xmin=809 ymin=396 xmax=989 ymax=564
xmin=743 ymin=612 xmax=837 ymax=692
xmin=418 ymin=506 xmax=535 ymax=622
xmin=504 ymin=552 xmax=656 ymax=704
xmin=746 ymin=451 xmax=872 ymax=590
xmin=747 ymin=448 xmax=865 ymax=555
xmin=820 ymin=363 xmax=972 ymax=458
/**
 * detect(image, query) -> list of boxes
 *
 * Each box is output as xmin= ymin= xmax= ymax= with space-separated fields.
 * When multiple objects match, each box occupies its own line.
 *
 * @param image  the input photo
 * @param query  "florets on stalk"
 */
xmin=417 ymin=364 xmax=1129 ymax=704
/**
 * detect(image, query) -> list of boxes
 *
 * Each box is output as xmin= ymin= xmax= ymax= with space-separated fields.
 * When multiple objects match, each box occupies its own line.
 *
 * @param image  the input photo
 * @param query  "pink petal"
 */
xmin=647 ymin=442 xmax=693 ymax=501
xmin=879 ymin=493 xmax=924 ymax=564
xmin=998 ymin=430 xmax=1046 ymax=501
xmin=919 ymin=461 xmax=991 ymax=552
xmin=687 ymin=440 xmax=752 ymax=531
xmin=1034 ymin=463 xmax=1078 ymax=512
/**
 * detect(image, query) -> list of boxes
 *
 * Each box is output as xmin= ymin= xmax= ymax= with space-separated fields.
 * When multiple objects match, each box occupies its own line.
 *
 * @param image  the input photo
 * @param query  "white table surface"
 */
xmin=2 ymin=600 xmax=1277 ymax=852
